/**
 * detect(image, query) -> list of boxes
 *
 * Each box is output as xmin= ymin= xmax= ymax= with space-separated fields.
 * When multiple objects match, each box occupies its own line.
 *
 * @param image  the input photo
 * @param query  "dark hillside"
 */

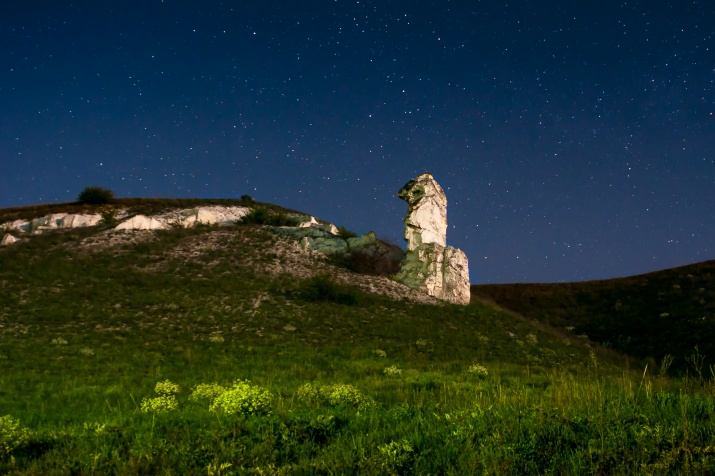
xmin=472 ymin=260 xmax=715 ymax=372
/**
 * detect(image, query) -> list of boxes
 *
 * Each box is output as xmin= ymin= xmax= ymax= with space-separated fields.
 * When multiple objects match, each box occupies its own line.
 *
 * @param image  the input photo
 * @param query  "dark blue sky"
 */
xmin=1 ymin=1 xmax=713 ymax=283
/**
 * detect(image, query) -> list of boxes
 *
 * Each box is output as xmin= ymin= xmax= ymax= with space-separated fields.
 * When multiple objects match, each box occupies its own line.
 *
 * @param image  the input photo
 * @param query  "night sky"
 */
xmin=1 ymin=1 xmax=713 ymax=284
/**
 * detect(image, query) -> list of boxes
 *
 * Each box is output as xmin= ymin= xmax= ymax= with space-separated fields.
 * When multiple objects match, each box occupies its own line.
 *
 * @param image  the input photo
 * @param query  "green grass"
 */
xmin=0 ymin=220 xmax=714 ymax=473
xmin=472 ymin=261 xmax=715 ymax=373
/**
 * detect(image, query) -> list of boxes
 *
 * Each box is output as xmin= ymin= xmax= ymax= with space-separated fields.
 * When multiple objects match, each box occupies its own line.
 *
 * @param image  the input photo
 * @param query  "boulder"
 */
xmin=395 ymin=173 xmax=470 ymax=304
xmin=1 ymin=234 xmax=17 ymax=246
xmin=115 ymin=215 xmax=169 ymax=231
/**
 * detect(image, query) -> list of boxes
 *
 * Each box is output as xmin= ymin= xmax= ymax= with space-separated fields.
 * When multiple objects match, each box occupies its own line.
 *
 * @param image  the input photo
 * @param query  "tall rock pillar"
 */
xmin=395 ymin=173 xmax=470 ymax=304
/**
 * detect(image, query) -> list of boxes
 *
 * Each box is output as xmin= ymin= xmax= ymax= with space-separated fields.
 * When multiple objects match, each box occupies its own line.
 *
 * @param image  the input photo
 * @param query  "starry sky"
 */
xmin=1 ymin=1 xmax=713 ymax=284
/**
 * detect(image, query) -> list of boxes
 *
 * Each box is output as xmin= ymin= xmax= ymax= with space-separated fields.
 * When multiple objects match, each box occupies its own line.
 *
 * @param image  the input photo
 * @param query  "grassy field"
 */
xmin=1 ymin=209 xmax=715 ymax=474
xmin=472 ymin=261 xmax=715 ymax=374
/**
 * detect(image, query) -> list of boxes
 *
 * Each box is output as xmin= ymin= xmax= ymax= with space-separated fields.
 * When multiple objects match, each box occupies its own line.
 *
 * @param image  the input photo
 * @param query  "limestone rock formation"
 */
xmin=59 ymin=214 xmax=102 ymax=229
xmin=398 ymin=173 xmax=448 ymax=250
xmin=1 ymin=234 xmax=17 ymax=246
xmin=115 ymin=215 xmax=169 ymax=231
xmin=169 ymin=206 xmax=250 ymax=227
xmin=298 ymin=216 xmax=340 ymax=235
xmin=395 ymin=173 xmax=470 ymax=305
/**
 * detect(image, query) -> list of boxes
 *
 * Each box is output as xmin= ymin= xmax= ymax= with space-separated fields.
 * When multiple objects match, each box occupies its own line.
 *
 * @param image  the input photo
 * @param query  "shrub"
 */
xmin=337 ymin=226 xmax=358 ymax=239
xmin=209 ymin=380 xmax=273 ymax=416
xmin=239 ymin=207 xmax=298 ymax=226
xmin=319 ymin=384 xmax=375 ymax=410
xmin=347 ymin=248 xmax=402 ymax=275
xmin=296 ymin=382 xmax=375 ymax=410
xmin=297 ymin=274 xmax=358 ymax=305
xmin=0 ymin=415 xmax=29 ymax=461
xmin=77 ymin=186 xmax=115 ymax=204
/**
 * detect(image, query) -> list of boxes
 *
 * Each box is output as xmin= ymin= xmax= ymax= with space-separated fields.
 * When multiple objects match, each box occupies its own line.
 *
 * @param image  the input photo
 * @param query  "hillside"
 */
xmin=472 ymin=261 xmax=715 ymax=373
xmin=1 ymin=199 xmax=714 ymax=474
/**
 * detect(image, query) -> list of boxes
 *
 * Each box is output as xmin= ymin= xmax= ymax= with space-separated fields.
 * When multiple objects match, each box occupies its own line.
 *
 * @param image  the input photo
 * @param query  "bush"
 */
xmin=77 ymin=186 xmax=115 ymax=204
xmin=297 ymin=274 xmax=358 ymax=305
xmin=209 ymin=380 xmax=273 ymax=416
xmin=347 ymin=248 xmax=402 ymax=276
xmin=337 ymin=226 xmax=358 ymax=239
xmin=239 ymin=207 xmax=298 ymax=226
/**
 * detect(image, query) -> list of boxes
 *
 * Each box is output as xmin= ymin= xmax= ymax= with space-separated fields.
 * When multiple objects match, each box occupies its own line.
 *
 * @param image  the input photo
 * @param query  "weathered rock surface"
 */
xmin=60 ymin=214 xmax=102 ymax=229
xmin=270 ymin=227 xmax=404 ymax=274
xmin=297 ymin=216 xmax=340 ymax=235
xmin=1 ymin=234 xmax=17 ymax=246
xmin=398 ymin=173 xmax=448 ymax=250
xmin=115 ymin=215 xmax=169 ymax=231
xmin=395 ymin=173 xmax=470 ymax=305
xmin=164 ymin=206 xmax=250 ymax=227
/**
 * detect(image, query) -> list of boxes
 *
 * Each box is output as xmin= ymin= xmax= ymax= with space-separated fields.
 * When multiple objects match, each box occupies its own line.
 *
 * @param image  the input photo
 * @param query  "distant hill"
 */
xmin=472 ymin=261 xmax=715 ymax=372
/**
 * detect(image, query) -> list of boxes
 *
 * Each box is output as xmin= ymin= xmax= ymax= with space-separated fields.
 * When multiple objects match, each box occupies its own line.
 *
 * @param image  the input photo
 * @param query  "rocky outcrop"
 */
xmin=115 ymin=215 xmax=169 ymax=231
xmin=395 ymin=173 xmax=470 ymax=304
xmin=165 ymin=206 xmax=250 ymax=227
xmin=3 ymin=213 xmax=102 ymax=234
xmin=298 ymin=216 xmax=340 ymax=235
xmin=1 ymin=234 xmax=17 ymax=246
xmin=270 ymin=227 xmax=404 ymax=275
xmin=398 ymin=174 xmax=448 ymax=250
xmin=60 ymin=214 xmax=102 ymax=229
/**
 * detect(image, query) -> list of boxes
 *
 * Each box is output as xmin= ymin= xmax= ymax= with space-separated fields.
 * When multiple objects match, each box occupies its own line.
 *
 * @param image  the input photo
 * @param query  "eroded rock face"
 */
xmin=395 ymin=173 xmax=470 ymax=305
xmin=398 ymin=173 xmax=447 ymax=250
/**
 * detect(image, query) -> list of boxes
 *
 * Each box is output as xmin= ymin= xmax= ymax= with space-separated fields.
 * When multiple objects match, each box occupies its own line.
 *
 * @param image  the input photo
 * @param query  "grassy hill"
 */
xmin=1 ymin=199 xmax=715 ymax=474
xmin=472 ymin=261 xmax=715 ymax=374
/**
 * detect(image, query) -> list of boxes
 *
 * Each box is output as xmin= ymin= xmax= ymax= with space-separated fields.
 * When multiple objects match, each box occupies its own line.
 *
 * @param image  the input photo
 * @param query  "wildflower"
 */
xmin=0 ymin=415 xmax=29 ymax=460
xmin=208 ymin=334 xmax=224 ymax=343
xmin=383 ymin=365 xmax=402 ymax=376
xmin=526 ymin=333 xmax=538 ymax=344
xmin=377 ymin=439 xmax=414 ymax=472
xmin=467 ymin=363 xmax=489 ymax=377
xmin=415 ymin=339 xmax=429 ymax=347
xmin=296 ymin=382 xmax=321 ymax=405
xmin=51 ymin=337 xmax=68 ymax=345
xmin=155 ymin=379 xmax=180 ymax=395
xmin=320 ymin=383 xmax=375 ymax=410
xmin=140 ymin=395 xmax=178 ymax=414
xmin=79 ymin=347 xmax=94 ymax=356
xmin=373 ymin=349 xmax=387 ymax=358
xmin=283 ymin=324 xmax=297 ymax=332
xmin=210 ymin=380 xmax=273 ymax=416
xmin=189 ymin=383 xmax=227 ymax=403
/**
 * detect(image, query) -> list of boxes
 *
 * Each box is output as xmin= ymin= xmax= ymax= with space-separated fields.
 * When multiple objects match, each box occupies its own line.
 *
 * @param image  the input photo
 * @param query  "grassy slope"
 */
xmin=1 ymin=201 xmax=714 ymax=474
xmin=472 ymin=261 xmax=715 ymax=372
